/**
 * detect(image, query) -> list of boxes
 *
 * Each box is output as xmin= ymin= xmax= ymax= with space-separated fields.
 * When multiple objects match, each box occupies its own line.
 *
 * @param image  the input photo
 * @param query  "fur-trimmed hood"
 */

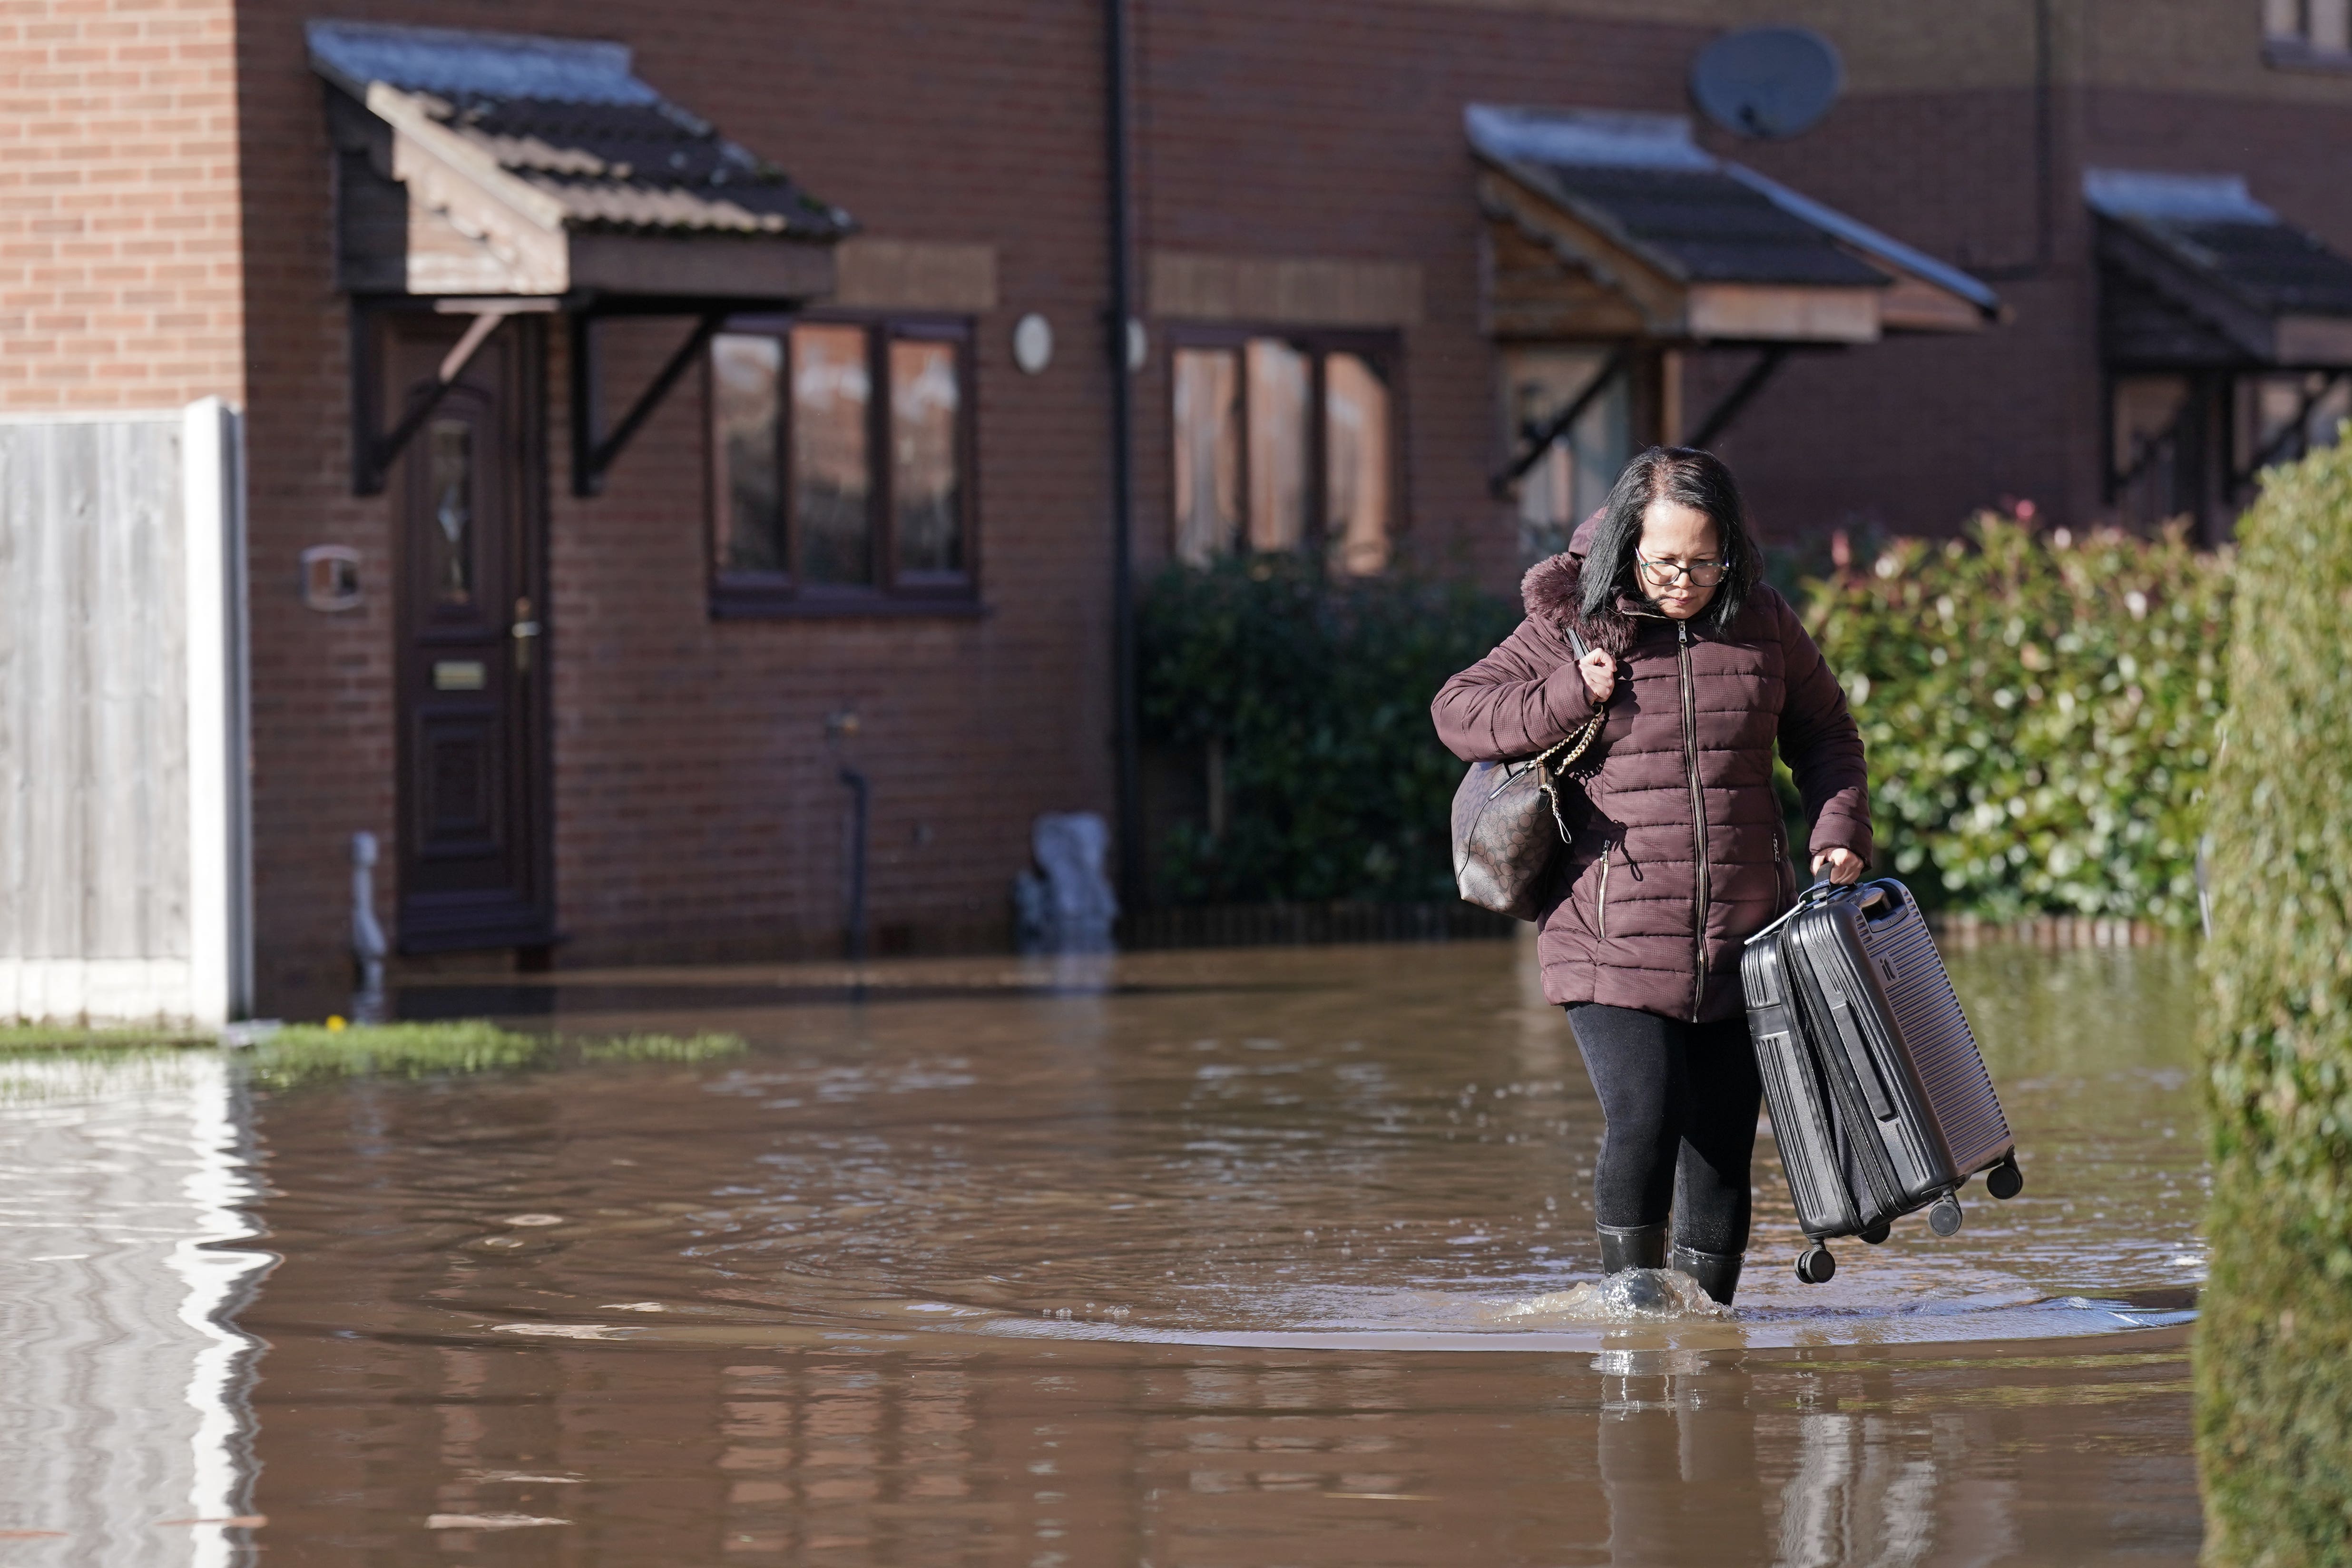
xmin=1518 ymin=550 xmax=1641 ymax=657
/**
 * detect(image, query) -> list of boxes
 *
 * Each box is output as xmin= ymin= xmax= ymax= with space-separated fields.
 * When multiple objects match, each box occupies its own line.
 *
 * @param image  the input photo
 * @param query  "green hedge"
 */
xmin=1139 ymin=516 xmax=2232 ymax=920
xmin=2197 ymin=444 xmax=2352 ymax=1564
xmin=1138 ymin=554 xmax=1519 ymax=903
xmin=1803 ymin=514 xmax=2231 ymax=925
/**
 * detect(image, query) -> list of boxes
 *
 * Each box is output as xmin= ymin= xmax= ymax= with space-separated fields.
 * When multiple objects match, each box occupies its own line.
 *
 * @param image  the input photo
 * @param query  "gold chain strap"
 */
xmin=1533 ymin=710 xmax=1605 ymax=838
xmin=1536 ymin=627 xmax=1607 ymax=837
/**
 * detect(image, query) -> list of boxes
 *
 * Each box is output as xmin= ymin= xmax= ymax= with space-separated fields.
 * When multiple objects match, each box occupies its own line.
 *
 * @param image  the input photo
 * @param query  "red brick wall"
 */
xmin=1688 ymin=86 xmax=2101 ymax=539
xmin=0 ymin=0 xmax=241 ymax=410
xmin=1705 ymin=82 xmax=2352 ymax=540
xmin=1128 ymin=0 xmax=1711 ymax=589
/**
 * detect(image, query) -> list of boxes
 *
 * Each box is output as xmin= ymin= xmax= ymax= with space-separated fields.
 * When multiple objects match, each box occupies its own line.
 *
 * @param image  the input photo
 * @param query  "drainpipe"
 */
xmin=350 ymin=831 xmax=387 ymax=1024
xmin=840 ymin=765 xmax=870 ymax=965
xmin=827 ymin=710 xmax=870 ymax=967
xmin=1974 ymin=0 xmax=2057 ymax=281
xmin=2026 ymin=0 xmax=2055 ymax=273
xmin=1104 ymin=0 xmax=1144 ymax=916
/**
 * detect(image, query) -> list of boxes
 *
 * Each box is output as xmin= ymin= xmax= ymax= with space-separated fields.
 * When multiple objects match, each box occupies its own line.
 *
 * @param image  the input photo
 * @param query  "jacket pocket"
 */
xmin=1774 ymin=824 xmax=1797 ymax=910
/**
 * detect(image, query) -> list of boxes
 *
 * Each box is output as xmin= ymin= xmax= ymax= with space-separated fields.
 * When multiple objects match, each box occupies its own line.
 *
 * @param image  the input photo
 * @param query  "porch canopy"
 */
xmin=310 ymin=20 xmax=849 ymax=300
xmin=2087 ymin=169 xmax=2352 ymax=535
xmin=2087 ymin=168 xmax=2352 ymax=370
xmin=1468 ymin=108 xmax=1998 ymax=479
xmin=1469 ymin=106 xmax=1999 ymax=352
xmin=308 ymin=20 xmax=852 ymax=492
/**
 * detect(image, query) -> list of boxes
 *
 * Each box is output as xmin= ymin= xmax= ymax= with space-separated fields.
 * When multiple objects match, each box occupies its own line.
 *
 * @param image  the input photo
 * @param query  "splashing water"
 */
xmin=1488 ymin=1268 xmax=1731 ymax=1324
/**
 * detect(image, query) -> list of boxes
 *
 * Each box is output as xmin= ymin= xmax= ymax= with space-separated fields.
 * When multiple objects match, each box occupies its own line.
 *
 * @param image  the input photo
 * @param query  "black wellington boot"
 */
xmin=1669 ymin=1243 xmax=1744 ymax=1306
xmin=1597 ymin=1222 xmax=1667 ymax=1275
xmin=1598 ymin=1223 xmax=1669 ymax=1309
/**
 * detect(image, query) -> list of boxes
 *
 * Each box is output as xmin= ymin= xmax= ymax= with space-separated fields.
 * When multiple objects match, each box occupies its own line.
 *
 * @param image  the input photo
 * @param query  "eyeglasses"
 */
xmin=1637 ymin=553 xmax=1726 ymax=588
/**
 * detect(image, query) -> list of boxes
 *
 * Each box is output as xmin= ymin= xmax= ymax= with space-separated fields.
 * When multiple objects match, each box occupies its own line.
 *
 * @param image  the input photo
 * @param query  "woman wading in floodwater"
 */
xmin=1432 ymin=447 xmax=1869 ymax=1306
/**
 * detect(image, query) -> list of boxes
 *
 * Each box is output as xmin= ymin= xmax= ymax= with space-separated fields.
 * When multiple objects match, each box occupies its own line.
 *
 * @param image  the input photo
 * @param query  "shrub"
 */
xmin=2196 ymin=444 xmax=2352 ymax=1564
xmin=1140 ymin=518 xmax=2232 ymax=920
xmin=1802 ymin=514 xmax=2231 ymax=924
xmin=1138 ymin=554 xmax=1520 ymax=903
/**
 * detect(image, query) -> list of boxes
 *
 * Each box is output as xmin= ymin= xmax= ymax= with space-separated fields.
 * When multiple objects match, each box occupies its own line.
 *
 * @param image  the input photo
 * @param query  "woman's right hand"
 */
xmin=1578 ymin=647 xmax=1617 ymax=705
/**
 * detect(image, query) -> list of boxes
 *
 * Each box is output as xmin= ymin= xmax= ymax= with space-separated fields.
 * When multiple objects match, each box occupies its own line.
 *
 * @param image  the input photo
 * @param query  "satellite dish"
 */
xmin=1690 ymin=26 xmax=1842 ymax=140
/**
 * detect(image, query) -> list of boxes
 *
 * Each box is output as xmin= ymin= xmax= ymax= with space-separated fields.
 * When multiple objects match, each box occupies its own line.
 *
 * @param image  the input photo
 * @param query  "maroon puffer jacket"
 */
xmin=1433 ymin=550 xmax=1870 ymax=1021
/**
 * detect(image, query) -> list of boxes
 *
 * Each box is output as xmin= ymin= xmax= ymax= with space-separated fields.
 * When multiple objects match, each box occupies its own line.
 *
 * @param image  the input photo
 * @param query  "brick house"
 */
xmin=5 ymin=1 xmax=2352 ymax=1020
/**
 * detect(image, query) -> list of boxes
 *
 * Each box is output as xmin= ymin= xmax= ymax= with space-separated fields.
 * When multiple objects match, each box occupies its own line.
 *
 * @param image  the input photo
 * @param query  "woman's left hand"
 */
xmin=1812 ymin=847 xmax=1865 ymax=886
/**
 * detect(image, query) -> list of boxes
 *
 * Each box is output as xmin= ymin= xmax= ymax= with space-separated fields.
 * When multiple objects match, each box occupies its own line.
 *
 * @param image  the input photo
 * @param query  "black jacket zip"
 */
xmin=1678 ymin=619 xmax=1709 ymax=1020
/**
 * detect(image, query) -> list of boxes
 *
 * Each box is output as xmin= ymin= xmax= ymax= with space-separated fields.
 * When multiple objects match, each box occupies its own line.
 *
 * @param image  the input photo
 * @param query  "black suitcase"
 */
xmin=1741 ymin=877 xmax=2024 ymax=1284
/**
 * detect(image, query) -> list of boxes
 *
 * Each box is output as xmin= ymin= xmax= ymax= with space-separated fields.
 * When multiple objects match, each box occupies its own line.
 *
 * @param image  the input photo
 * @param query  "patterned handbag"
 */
xmin=1449 ymin=629 xmax=1607 ymax=921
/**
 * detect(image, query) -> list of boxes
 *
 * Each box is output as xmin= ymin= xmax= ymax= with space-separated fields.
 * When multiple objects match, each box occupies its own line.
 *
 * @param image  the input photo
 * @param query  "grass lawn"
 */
xmin=0 ymin=1018 xmax=747 ymax=1086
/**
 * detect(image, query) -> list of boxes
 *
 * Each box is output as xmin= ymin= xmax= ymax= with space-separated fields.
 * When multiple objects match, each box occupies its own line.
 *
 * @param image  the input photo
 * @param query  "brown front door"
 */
xmin=388 ymin=315 xmax=554 ymax=953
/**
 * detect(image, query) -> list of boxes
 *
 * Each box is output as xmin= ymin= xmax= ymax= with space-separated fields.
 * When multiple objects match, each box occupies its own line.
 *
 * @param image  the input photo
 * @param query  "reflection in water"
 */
xmin=3 ymin=941 xmax=2206 ymax=1563
xmin=1773 ymin=1411 xmax=1942 ymax=1568
xmin=0 ymin=1052 xmax=266 ymax=1566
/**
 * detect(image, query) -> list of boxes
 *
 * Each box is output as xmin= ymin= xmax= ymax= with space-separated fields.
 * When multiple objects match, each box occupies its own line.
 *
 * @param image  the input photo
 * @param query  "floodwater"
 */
xmin=0 ymin=937 xmax=2206 ymax=1565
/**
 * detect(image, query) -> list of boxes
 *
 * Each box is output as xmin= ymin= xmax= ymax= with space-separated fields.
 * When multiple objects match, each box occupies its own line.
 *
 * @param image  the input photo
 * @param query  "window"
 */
xmin=2240 ymin=370 xmax=2351 ymax=471
xmin=709 ymin=317 xmax=975 ymax=614
xmin=1504 ymin=348 xmax=1631 ymax=567
xmin=426 ymin=417 xmax=476 ymax=607
xmin=2106 ymin=370 xmax=2348 ymax=533
xmin=2109 ymin=373 xmax=2196 ymax=531
xmin=1170 ymin=331 xmax=1399 ymax=575
xmin=2266 ymin=0 xmax=2352 ymax=63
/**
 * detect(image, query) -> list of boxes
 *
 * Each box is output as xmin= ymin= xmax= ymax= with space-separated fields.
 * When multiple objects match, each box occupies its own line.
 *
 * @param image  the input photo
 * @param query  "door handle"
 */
xmin=511 ymin=596 xmax=540 ymax=673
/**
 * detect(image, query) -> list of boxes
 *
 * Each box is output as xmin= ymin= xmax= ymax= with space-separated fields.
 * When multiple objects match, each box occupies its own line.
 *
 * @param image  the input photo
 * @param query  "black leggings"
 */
xmin=1567 ymin=1003 xmax=1764 ymax=1256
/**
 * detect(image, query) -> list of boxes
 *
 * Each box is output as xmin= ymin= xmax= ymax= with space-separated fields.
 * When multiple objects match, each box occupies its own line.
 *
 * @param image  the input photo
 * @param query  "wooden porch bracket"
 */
xmin=569 ymin=305 xmax=732 ymax=497
xmin=1490 ymin=343 xmax=1631 ymax=497
xmin=1686 ymin=345 xmax=1795 ymax=451
xmin=350 ymin=297 xmax=559 ymax=496
xmin=2231 ymin=369 xmax=2351 ymax=490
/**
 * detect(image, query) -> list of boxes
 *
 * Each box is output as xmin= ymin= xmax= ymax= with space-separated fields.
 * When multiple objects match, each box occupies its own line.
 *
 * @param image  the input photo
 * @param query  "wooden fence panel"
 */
xmin=0 ymin=405 xmax=247 ymax=1023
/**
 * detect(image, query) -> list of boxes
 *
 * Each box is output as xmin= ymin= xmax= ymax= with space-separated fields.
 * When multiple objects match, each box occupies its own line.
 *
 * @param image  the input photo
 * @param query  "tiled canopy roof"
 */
xmin=1516 ymin=160 xmax=1888 ymax=287
xmin=1470 ymin=110 xmax=1884 ymax=290
xmin=1467 ymin=106 xmax=1997 ymax=309
xmin=2086 ymin=169 xmax=2352 ymax=320
xmin=309 ymin=20 xmax=851 ymax=241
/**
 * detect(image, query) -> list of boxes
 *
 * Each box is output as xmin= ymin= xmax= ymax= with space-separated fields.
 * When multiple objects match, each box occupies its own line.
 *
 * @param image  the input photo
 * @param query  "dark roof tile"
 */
xmin=309 ymin=21 xmax=849 ymax=241
xmin=1526 ymin=162 xmax=1891 ymax=288
xmin=2139 ymin=218 xmax=2352 ymax=317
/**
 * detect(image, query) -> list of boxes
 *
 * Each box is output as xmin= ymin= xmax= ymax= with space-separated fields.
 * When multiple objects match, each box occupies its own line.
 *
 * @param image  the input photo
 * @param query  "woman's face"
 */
xmin=1636 ymin=498 xmax=1724 ymax=621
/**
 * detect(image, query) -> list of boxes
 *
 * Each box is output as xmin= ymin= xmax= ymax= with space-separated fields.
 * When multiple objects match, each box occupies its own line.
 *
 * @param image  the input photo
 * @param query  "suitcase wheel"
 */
xmin=1928 ymin=1196 xmax=1964 ymax=1236
xmin=1859 ymin=1219 xmax=1891 ymax=1245
xmin=1794 ymin=1244 xmax=1836 ymax=1284
xmin=1986 ymin=1156 xmax=2024 ymax=1201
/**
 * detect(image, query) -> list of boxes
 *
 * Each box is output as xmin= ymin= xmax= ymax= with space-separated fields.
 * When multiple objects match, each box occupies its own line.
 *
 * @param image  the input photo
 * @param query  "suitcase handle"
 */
xmin=1745 ymin=873 xmax=1846 ymax=946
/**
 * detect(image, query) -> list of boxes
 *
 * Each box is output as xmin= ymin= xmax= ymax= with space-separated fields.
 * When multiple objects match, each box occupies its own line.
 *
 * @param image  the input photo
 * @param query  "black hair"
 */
xmin=1578 ymin=446 xmax=1763 ymax=632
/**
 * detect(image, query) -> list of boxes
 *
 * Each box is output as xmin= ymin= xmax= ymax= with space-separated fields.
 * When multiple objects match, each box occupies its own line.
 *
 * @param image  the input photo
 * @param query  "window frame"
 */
xmin=1499 ymin=344 xmax=1635 ymax=568
xmin=706 ymin=310 xmax=983 ymax=620
xmin=1162 ymin=323 xmax=1409 ymax=569
xmin=2265 ymin=0 xmax=2352 ymax=68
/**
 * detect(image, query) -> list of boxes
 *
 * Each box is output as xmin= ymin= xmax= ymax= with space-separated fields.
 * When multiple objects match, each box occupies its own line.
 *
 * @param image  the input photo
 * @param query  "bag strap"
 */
xmin=1530 ymin=623 xmax=1606 ymax=833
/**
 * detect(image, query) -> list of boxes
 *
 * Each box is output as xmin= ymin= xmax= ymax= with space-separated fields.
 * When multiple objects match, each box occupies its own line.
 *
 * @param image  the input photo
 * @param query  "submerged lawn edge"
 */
xmin=0 ymin=1019 xmax=750 ymax=1085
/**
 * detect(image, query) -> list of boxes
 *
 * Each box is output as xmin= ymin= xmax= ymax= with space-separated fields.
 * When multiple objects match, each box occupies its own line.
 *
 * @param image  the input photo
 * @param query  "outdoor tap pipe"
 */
xmin=840 ymin=765 xmax=871 ymax=967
